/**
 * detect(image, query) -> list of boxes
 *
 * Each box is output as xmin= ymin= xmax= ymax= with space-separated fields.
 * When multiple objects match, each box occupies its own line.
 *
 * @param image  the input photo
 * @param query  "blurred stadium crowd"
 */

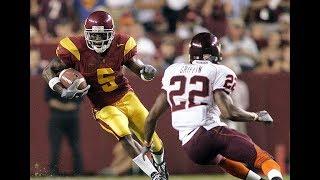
xmin=30 ymin=0 xmax=290 ymax=76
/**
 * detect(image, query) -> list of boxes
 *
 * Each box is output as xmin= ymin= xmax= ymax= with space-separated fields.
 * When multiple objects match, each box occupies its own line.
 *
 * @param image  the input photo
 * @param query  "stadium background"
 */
xmin=30 ymin=0 xmax=290 ymax=178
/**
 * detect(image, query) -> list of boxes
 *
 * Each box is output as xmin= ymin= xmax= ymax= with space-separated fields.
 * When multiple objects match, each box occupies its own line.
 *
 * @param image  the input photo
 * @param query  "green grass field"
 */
xmin=31 ymin=175 xmax=290 ymax=180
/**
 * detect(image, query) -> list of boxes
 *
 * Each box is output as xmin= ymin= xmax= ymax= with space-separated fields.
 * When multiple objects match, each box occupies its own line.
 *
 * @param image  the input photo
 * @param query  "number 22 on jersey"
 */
xmin=169 ymin=75 xmax=209 ymax=111
xmin=97 ymin=68 xmax=119 ymax=92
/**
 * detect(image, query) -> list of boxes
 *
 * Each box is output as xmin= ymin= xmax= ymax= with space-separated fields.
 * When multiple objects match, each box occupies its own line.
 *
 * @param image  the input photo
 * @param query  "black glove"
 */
xmin=140 ymin=65 xmax=157 ymax=81
xmin=61 ymin=79 xmax=91 ymax=99
xmin=255 ymin=110 xmax=273 ymax=125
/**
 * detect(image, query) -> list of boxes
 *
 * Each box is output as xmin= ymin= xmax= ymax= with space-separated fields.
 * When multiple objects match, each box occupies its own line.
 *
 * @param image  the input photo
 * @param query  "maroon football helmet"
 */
xmin=189 ymin=32 xmax=222 ymax=64
xmin=84 ymin=11 xmax=115 ymax=53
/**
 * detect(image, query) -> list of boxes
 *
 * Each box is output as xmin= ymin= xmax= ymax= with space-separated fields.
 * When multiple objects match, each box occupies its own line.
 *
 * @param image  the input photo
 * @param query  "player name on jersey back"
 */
xmin=179 ymin=65 xmax=203 ymax=74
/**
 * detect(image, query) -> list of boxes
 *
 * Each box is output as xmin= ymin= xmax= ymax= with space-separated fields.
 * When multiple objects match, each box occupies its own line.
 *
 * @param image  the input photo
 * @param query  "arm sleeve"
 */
xmin=55 ymin=37 xmax=81 ymax=68
xmin=161 ymin=67 xmax=172 ymax=92
xmin=123 ymin=36 xmax=138 ymax=64
xmin=211 ymin=66 xmax=237 ymax=94
xmin=56 ymin=44 xmax=76 ymax=68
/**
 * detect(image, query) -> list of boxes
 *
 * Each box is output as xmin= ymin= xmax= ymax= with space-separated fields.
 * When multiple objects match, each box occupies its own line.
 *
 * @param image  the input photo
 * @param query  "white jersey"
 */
xmin=161 ymin=60 xmax=237 ymax=145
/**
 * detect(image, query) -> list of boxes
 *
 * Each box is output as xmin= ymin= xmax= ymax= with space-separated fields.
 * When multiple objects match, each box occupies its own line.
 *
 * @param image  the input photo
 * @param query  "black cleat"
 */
xmin=151 ymin=172 xmax=166 ymax=180
xmin=152 ymin=160 xmax=169 ymax=180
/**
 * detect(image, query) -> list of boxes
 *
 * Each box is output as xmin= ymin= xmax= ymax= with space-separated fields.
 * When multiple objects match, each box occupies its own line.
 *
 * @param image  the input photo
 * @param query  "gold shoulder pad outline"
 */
xmin=124 ymin=37 xmax=137 ymax=56
xmin=59 ymin=37 xmax=81 ymax=61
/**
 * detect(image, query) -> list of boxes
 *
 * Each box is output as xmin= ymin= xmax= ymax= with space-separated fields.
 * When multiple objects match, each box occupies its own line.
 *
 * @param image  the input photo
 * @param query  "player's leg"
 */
xmin=182 ymin=127 xmax=263 ymax=180
xmin=64 ymin=116 xmax=83 ymax=175
xmin=215 ymin=127 xmax=283 ymax=180
xmin=48 ymin=117 xmax=63 ymax=175
xmin=212 ymin=155 xmax=263 ymax=180
xmin=117 ymin=91 xmax=168 ymax=179
xmin=253 ymin=145 xmax=282 ymax=180
xmin=95 ymin=105 xmax=160 ymax=179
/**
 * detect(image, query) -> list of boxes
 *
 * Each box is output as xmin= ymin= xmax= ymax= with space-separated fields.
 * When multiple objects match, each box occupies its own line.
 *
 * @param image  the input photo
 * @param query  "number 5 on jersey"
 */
xmin=97 ymin=68 xmax=119 ymax=92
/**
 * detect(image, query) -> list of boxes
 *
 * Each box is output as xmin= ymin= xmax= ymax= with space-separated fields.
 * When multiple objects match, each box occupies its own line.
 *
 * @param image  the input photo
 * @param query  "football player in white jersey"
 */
xmin=142 ymin=32 xmax=283 ymax=180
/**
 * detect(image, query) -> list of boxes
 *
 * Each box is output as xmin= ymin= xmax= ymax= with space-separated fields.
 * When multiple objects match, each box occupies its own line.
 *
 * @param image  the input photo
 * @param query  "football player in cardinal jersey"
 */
xmin=42 ymin=11 xmax=168 ymax=180
xmin=142 ymin=32 xmax=283 ymax=180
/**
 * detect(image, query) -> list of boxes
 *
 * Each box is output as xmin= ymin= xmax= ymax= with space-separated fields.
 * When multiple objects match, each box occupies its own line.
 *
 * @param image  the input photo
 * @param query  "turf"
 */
xmin=31 ymin=174 xmax=290 ymax=180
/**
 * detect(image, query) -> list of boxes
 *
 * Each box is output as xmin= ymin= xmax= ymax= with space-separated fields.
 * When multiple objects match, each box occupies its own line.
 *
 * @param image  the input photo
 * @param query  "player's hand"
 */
xmin=140 ymin=65 xmax=157 ymax=81
xmin=141 ymin=141 xmax=152 ymax=160
xmin=255 ymin=110 xmax=273 ymax=125
xmin=61 ymin=79 xmax=90 ymax=99
xmin=76 ymin=84 xmax=91 ymax=98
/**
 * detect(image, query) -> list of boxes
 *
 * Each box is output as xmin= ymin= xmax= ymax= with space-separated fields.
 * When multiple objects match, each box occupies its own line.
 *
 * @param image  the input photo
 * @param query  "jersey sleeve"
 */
xmin=122 ymin=36 xmax=137 ymax=64
xmin=211 ymin=66 xmax=237 ymax=94
xmin=161 ymin=66 xmax=172 ymax=92
xmin=55 ymin=37 xmax=81 ymax=68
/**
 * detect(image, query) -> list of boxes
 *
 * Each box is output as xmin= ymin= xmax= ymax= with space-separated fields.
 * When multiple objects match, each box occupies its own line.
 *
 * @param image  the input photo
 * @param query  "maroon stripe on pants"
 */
xmin=182 ymin=126 xmax=257 ymax=168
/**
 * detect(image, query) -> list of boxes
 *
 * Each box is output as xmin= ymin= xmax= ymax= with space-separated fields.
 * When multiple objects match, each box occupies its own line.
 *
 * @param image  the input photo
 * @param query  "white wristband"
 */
xmin=49 ymin=77 xmax=61 ymax=91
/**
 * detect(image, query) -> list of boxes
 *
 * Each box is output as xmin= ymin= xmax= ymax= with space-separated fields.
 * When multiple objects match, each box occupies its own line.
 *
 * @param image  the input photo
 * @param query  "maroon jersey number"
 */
xmin=223 ymin=74 xmax=236 ymax=91
xmin=169 ymin=75 xmax=209 ymax=111
xmin=169 ymin=76 xmax=187 ymax=111
xmin=189 ymin=76 xmax=209 ymax=107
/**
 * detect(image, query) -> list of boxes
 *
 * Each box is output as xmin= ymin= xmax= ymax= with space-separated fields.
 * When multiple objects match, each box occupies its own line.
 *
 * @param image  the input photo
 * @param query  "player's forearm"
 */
xmin=42 ymin=57 xmax=67 ymax=94
xmin=225 ymin=105 xmax=258 ymax=122
xmin=144 ymin=118 xmax=158 ymax=144
xmin=144 ymin=92 xmax=169 ymax=143
xmin=214 ymin=90 xmax=257 ymax=122
xmin=125 ymin=56 xmax=157 ymax=81
xmin=42 ymin=64 xmax=57 ymax=83
xmin=42 ymin=66 xmax=65 ymax=94
xmin=125 ymin=56 xmax=145 ymax=77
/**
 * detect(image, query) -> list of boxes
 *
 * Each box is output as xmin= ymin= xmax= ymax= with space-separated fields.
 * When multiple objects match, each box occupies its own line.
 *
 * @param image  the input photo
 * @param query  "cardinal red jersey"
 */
xmin=56 ymin=33 xmax=137 ymax=109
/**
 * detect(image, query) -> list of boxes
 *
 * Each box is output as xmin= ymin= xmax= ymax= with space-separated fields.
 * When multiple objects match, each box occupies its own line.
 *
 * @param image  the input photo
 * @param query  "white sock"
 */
xmin=246 ymin=170 xmax=262 ymax=180
xmin=132 ymin=154 xmax=158 ymax=177
xmin=267 ymin=169 xmax=283 ymax=180
xmin=152 ymin=149 xmax=164 ymax=165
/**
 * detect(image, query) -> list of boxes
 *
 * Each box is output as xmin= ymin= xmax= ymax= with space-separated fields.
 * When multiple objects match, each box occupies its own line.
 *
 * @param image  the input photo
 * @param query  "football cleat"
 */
xmin=152 ymin=160 xmax=169 ymax=179
xmin=151 ymin=172 xmax=166 ymax=180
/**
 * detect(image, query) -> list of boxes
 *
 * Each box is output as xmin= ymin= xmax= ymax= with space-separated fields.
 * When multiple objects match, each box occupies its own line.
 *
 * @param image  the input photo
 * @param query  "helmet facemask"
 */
xmin=84 ymin=26 xmax=114 ymax=53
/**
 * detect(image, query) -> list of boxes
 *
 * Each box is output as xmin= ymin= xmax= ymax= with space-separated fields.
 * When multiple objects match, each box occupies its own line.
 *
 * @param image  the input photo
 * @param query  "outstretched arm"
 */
xmin=124 ymin=55 xmax=157 ymax=81
xmin=213 ymin=90 xmax=273 ymax=124
xmin=144 ymin=91 xmax=170 ymax=145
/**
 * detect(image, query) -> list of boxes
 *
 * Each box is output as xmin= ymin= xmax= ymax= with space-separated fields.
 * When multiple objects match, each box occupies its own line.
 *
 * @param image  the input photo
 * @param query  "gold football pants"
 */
xmin=95 ymin=91 xmax=163 ymax=152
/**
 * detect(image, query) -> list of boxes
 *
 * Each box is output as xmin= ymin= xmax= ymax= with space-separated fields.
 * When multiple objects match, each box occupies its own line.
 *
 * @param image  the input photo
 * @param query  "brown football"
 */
xmin=58 ymin=68 xmax=87 ymax=89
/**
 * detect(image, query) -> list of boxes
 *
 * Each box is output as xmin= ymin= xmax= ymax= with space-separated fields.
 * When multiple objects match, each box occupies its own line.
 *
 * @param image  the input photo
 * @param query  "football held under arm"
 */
xmin=42 ymin=38 xmax=89 ymax=98
xmin=43 ymin=38 xmax=77 ymax=94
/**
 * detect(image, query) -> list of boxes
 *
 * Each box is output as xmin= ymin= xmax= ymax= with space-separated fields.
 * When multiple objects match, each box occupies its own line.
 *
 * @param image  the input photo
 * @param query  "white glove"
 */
xmin=61 ymin=79 xmax=90 ymax=99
